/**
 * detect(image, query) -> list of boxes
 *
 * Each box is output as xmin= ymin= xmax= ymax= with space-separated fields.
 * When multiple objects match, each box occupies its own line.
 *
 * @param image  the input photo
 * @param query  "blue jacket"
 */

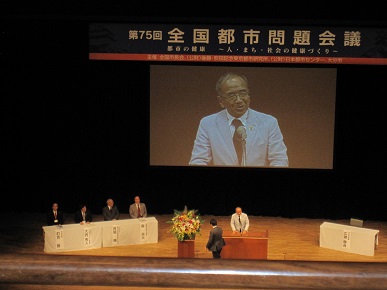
xmin=189 ymin=108 xmax=288 ymax=166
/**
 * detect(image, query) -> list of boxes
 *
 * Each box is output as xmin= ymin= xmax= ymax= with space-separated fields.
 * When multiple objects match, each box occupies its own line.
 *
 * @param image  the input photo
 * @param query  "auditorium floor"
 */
xmin=1 ymin=212 xmax=386 ymax=262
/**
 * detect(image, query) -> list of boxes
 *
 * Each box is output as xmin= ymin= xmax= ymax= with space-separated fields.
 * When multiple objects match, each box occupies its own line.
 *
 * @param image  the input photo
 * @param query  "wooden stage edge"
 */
xmin=1 ymin=213 xmax=387 ymax=289
xmin=2 ymin=254 xmax=387 ymax=290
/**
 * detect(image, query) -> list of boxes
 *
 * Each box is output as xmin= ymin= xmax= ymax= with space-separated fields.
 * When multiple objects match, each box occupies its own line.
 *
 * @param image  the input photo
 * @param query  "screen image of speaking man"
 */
xmin=189 ymin=72 xmax=288 ymax=167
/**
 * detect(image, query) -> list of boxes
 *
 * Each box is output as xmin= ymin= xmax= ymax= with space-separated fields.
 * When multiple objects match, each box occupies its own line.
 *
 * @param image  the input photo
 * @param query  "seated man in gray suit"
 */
xmin=129 ymin=195 xmax=147 ymax=218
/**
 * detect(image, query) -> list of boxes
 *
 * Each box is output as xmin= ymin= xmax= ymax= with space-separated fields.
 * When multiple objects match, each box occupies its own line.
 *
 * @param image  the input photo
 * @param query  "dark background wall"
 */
xmin=1 ymin=1 xmax=387 ymax=220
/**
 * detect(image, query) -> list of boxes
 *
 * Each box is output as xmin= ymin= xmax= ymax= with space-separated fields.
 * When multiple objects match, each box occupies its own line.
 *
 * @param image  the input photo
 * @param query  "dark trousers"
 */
xmin=212 ymin=248 xmax=222 ymax=259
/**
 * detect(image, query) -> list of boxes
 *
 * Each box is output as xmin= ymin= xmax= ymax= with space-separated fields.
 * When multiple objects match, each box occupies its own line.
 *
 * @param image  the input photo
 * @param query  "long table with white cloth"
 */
xmin=319 ymin=221 xmax=379 ymax=256
xmin=42 ymin=217 xmax=158 ymax=253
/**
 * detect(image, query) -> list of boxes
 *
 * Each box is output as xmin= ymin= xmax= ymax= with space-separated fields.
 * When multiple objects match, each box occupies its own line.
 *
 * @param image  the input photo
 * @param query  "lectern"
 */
xmin=221 ymin=230 xmax=268 ymax=260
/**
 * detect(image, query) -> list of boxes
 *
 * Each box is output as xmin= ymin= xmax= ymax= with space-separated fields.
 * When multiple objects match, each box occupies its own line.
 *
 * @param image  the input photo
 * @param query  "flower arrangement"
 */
xmin=167 ymin=206 xmax=204 ymax=241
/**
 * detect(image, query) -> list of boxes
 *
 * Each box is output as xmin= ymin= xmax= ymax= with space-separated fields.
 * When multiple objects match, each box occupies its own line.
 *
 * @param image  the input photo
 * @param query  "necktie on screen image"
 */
xmin=238 ymin=215 xmax=242 ymax=232
xmin=232 ymin=119 xmax=243 ymax=165
xmin=137 ymin=204 xmax=141 ymax=217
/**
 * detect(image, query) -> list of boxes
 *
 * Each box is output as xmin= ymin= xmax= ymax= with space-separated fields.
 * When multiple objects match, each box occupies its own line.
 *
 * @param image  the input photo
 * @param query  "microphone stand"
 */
xmin=236 ymin=126 xmax=247 ymax=167
xmin=241 ymin=139 xmax=246 ymax=166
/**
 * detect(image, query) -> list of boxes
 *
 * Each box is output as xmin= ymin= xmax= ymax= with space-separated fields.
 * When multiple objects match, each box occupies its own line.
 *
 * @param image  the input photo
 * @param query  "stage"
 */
xmin=1 ymin=213 xmax=387 ymax=289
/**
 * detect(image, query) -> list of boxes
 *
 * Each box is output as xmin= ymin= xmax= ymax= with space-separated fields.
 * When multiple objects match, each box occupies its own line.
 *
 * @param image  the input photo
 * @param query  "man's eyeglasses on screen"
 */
xmin=220 ymin=90 xmax=250 ymax=103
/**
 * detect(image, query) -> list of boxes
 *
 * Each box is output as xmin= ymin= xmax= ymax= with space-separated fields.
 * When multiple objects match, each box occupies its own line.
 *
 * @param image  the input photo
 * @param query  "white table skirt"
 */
xmin=99 ymin=217 xmax=158 ymax=247
xmin=43 ymin=217 xmax=158 ymax=253
xmin=320 ymin=222 xmax=379 ymax=256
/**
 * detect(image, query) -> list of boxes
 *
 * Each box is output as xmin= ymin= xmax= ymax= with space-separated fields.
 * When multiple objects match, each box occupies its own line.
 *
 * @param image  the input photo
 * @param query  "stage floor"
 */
xmin=1 ymin=212 xmax=386 ymax=262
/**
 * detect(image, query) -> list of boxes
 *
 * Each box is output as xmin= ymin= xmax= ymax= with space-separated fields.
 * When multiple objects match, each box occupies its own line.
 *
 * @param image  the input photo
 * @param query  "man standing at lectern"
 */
xmin=129 ymin=195 xmax=147 ymax=219
xmin=230 ymin=207 xmax=249 ymax=234
xmin=189 ymin=72 xmax=288 ymax=167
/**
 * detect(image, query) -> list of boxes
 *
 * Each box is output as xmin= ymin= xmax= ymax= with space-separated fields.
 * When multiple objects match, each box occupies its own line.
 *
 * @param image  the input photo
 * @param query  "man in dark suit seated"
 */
xmin=206 ymin=218 xmax=226 ymax=259
xmin=74 ymin=204 xmax=93 ymax=224
xmin=102 ymin=198 xmax=119 ymax=221
xmin=46 ymin=202 xmax=64 ymax=226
